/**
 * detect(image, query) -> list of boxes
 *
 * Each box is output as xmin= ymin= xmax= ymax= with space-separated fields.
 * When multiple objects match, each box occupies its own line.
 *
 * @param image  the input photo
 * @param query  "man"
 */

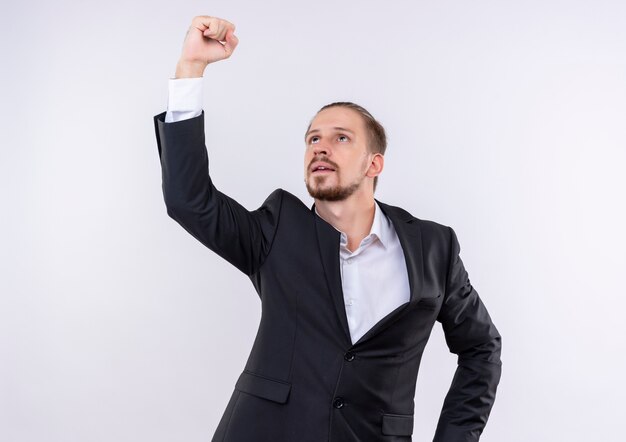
xmin=153 ymin=15 xmax=502 ymax=442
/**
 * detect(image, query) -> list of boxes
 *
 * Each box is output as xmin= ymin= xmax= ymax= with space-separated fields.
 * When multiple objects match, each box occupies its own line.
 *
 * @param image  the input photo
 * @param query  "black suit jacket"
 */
xmin=153 ymin=110 xmax=502 ymax=442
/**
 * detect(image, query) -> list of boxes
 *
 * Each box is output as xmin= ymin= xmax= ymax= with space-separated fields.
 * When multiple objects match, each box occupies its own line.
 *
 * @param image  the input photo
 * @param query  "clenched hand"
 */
xmin=175 ymin=15 xmax=239 ymax=78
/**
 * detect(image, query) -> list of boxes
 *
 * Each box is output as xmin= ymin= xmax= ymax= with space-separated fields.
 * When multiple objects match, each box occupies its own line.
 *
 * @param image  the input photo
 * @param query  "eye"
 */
xmin=309 ymin=136 xmax=320 ymax=144
xmin=338 ymin=135 xmax=349 ymax=142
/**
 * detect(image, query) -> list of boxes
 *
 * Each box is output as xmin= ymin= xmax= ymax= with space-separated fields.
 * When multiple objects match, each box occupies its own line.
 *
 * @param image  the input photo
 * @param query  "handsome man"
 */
xmin=153 ymin=15 xmax=502 ymax=442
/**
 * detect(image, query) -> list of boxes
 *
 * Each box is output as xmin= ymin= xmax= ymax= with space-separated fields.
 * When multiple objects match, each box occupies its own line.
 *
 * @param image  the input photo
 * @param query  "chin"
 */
xmin=306 ymin=180 xmax=360 ymax=202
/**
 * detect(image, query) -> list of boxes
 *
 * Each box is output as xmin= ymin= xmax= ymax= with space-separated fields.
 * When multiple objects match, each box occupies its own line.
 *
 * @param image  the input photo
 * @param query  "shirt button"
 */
xmin=344 ymin=352 xmax=355 ymax=362
xmin=346 ymin=258 xmax=353 ymax=264
xmin=333 ymin=397 xmax=345 ymax=409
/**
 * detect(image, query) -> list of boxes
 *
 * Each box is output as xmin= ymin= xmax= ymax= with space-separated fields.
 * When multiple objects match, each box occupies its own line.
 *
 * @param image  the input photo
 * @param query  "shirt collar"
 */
xmin=314 ymin=200 xmax=389 ymax=250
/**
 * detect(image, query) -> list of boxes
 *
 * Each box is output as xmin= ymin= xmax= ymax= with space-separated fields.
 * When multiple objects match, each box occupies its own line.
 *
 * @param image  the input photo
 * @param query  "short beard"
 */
xmin=305 ymin=173 xmax=363 ymax=201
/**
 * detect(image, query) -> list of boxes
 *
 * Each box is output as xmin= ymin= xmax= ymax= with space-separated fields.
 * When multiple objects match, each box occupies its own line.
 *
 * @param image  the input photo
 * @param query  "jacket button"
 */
xmin=333 ymin=397 xmax=345 ymax=409
xmin=344 ymin=352 xmax=355 ymax=361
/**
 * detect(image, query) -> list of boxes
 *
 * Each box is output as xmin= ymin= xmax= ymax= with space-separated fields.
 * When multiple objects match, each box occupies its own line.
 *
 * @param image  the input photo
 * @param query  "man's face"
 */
xmin=303 ymin=106 xmax=373 ymax=201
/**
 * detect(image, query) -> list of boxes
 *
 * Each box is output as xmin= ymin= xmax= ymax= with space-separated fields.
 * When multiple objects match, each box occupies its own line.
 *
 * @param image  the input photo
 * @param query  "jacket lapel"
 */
xmin=313 ymin=211 xmax=352 ymax=345
xmin=311 ymin=199 xmax=425 ymax=348
xmin=375 ymin=199 xmax=425 ymax=305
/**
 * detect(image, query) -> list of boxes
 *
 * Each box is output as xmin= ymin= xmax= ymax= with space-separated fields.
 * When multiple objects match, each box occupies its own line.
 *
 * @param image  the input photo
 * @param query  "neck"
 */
xmin=315 ymin=190 xmax=376 ymax=252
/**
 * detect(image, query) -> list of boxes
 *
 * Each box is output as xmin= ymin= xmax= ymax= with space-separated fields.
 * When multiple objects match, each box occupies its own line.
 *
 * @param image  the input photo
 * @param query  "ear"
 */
xmin=366 ymin=153 xmax=384 ymax=179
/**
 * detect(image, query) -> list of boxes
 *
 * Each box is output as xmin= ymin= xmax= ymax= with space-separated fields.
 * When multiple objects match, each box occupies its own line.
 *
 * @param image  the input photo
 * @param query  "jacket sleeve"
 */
xmin=433 ymin=227 xmax=502 ymax=442
xmin=153 ymin=110 xmax=283 ymax=276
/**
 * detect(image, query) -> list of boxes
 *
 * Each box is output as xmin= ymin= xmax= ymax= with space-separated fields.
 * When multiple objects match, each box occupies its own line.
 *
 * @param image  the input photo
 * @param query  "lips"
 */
xmin=311 ymin=162 xmax=336 ymax=173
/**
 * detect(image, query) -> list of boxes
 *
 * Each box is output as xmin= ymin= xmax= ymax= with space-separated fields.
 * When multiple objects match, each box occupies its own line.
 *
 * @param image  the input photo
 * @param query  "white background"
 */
xmin=2 ymin=1 xmax=625 ymax=441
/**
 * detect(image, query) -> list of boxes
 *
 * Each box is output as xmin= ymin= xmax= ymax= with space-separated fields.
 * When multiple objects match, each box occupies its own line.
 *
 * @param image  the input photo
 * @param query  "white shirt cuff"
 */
xmin=165 ymin=77 xmax=203 ymax=123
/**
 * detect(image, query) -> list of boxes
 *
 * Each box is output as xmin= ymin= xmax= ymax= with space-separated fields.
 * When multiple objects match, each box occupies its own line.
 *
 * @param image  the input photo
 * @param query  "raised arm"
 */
xmin=433 ymin=227 xmax=502 ymax=442
xmin=154 ymin=16 xmax=283 ymax=276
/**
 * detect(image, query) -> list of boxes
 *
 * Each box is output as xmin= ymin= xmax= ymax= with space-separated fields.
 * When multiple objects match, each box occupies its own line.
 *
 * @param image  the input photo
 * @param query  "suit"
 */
xmin=153 ymin=110 xmax=502 ymax=442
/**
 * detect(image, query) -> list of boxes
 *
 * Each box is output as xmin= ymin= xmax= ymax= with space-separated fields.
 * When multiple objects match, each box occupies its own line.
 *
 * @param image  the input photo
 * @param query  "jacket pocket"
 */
xmin=235 ymin=370 xmax=292 ymax=404
xmin=381 ymin=412 xmax=414 ymax=436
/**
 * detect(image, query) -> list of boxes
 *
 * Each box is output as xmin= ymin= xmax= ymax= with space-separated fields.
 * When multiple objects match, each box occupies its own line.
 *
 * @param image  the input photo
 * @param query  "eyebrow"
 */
xmin=305 ymin=127 xmax=355 ymax=140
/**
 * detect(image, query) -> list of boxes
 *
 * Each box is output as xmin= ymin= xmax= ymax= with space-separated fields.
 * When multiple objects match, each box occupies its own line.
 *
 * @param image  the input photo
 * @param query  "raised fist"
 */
xmin=176 ymin=16 xmax=239 ymax=77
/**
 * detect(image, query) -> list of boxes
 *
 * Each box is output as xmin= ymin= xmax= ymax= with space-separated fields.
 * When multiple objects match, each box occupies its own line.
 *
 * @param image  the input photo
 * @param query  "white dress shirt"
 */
xmin=314 ymin=204 xmax=410 ymax=344
xmin=165 ymin=77 xmax=411 ymax=344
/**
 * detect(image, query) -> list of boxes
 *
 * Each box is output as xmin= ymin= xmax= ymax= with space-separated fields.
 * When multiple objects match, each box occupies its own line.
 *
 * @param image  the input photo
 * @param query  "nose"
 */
xmin=313 ymin=143 xmax=329 ymax=156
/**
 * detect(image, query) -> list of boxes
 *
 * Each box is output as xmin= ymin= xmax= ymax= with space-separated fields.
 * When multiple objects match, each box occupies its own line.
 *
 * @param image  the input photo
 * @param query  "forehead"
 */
xmin=309 ymin=106 xmax=365 ymax=133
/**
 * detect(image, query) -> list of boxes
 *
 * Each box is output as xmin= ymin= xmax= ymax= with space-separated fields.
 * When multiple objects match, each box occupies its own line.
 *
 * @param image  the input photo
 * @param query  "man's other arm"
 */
xmin=433 ymin=227 xmax=502 ymax=442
